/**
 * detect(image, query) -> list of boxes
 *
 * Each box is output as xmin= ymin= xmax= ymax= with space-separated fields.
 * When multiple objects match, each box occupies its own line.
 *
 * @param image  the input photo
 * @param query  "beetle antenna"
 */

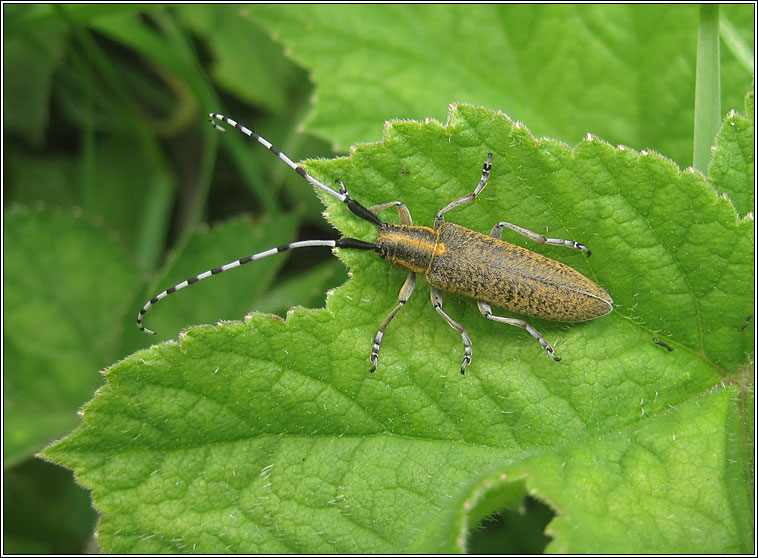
xmin=209 ymin=113 xmax=346 ymax=202
xmin=209 ymin=113 xmax=384 ymax=228
xmin=138 ymin=238 xmax=375 ymax=335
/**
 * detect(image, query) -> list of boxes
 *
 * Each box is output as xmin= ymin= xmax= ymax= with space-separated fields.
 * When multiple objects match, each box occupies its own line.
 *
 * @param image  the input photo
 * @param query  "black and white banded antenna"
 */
xmin=208 ymin=113 xmax=347 ymax=202
xmin=136 ymin=113 xmax=383 ymax=335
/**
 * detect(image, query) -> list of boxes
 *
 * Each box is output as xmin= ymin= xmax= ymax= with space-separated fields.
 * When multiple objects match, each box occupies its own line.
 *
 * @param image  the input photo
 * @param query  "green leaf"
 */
xmin=533 ymin=386 xmax=753 ymax=553
xmin=420 ymin=386 xmax=751 ymax=553
xmin=178 ymin=5 xmax=301 ymax=114
xmin=3 ymin=8 xmax=68 ymax=145
xmin=4 ymin=207 xmax=139 ymax=463
xmin=43 ymin=105 xmax=753 ymax=553
xmin=249 ymin=4 xmax=754 ymax=167
xmin=5 ymin=151 xmax=80 ymax=209
xmin=709 ymin=89 xmax=755 ymax=217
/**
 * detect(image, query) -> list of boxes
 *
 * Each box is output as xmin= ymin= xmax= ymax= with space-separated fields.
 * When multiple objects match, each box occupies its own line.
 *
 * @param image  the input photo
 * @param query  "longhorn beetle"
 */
xmin=137 ymin=113 xmax=613 ymax=374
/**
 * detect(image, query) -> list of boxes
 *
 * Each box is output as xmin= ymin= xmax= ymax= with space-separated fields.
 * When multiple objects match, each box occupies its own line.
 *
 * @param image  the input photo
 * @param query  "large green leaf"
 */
xmin=43 ymin=105 xmax=753 ymax=553
xmin=179 ymin=4 xmax=301 ymax=115
xmin=248 ymin=4 xmax=754 ymax=167
xmin=4 ymin=208 xmax=138 ymax=464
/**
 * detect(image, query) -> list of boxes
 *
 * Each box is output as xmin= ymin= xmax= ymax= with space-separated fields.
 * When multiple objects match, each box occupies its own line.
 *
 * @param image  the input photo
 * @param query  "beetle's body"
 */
xmin=377 ymin=222 xmax=611 ymax=323
xmin=137 ymin=113 xmax=613 ymax=374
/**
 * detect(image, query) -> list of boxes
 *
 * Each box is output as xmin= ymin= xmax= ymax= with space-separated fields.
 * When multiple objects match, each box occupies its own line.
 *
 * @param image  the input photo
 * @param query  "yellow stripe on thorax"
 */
xmin=377 ymin=225 xmax=439 ymax=274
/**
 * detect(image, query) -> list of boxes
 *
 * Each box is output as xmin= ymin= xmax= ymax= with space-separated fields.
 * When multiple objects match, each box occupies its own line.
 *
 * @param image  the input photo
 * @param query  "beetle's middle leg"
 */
xmin=430 ymin=287 xmax=473 ymax=374
xmin=434 ymin=153 xmax=493 ymax=230
xmin=477 ymin=301 xmax=561 ymax=361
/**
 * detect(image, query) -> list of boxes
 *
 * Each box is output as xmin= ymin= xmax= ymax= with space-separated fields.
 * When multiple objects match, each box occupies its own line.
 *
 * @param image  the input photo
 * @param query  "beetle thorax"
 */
xmin=375 ymin=223 xmax=438 ymax=274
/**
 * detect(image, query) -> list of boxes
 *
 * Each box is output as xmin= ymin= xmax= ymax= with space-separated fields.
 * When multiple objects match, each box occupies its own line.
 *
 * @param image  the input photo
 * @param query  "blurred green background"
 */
xmin=3 ymin=4 xmax=753 ymax=553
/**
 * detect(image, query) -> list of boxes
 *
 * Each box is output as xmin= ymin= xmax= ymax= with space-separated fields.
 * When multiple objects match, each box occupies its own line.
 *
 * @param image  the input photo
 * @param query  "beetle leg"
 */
xmin=434 ymin=153 xmax=493 ymax=230
xmin=490 ymin=222 xmax=591 ymax=256
xmin=368 ymin=201 xmax=413 ymax=226
xmin=430 ymin=287 xmax=473 ymax=374
xmin=477 ymin=300 xmax=561 ymax=361
xmin=370 ymin=272 xmax=416 ymax=372
xmin=366 ymin=200 xmax=414 ymax=372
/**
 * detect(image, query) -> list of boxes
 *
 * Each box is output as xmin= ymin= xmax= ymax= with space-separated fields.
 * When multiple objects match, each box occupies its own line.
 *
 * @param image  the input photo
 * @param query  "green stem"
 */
xmin=693 ymin=4 xmax=721 ymax=174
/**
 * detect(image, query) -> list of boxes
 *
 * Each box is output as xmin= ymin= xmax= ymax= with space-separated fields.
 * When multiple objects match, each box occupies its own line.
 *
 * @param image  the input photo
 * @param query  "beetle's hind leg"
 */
xmin=370 ymin=272 xmax=416 ymax=372
xmin=477 ymin=301 xmax=561 ymax=361
xmin=430 ymin=287 xmax=473 ymax=374
xmin=490 ymin=222 xmax=591 ymax=256
xmin=482 ymin=222 xmax=563 ymax=361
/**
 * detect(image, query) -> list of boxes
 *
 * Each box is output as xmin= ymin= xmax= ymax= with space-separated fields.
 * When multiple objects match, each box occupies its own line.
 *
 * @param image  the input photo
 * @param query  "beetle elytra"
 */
xmin=137 ymin=114 xmax=613 ymax=373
